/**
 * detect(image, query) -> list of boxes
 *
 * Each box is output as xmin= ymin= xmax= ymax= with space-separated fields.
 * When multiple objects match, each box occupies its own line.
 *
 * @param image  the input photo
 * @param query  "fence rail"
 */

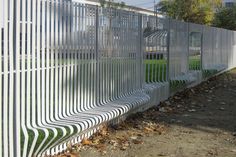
xmin=0 ymin=0 xmax=236 ymax=157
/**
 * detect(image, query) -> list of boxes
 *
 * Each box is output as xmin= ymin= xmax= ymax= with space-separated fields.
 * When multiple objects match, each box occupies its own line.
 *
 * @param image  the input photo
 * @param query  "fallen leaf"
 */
xmin=92 ymin=139 xmax=100 ymax=145
xmin=165 ymin=101 xmax=171 ymax=106
xmin=159 ymin=107 xmax=167 ymax=113
xmin=177 ymin=105 xmax=182 ymax=108
xmin=188 ymin=109 xmax=197 ymax=112
xmin=174 ymin=96 xmax=181 ymax=100
xmin=220 ymin=102 xmax=226 ymax=105
xmin=130 ymin=136 xmax=138 ymax=140
xmin=190 ymin=89 xmax=195 ymax=93
xmin=109 ymin=140 xmax=119 ymax=147
xmin=68 ymin=153 xmax=79 ymax=157
xmin=60 ymin=153 xmax=79 ymax=157
xmin=66 ymin=143 xmax=73 ymax=152
xmin=158 ymin=153 xmax=167 ymax=156
xmin=144 ymin=127 xmax=154 ymax=133
xmin=94 ymin=144 xmax=106 ymax=151
xmin=219 ymin=107 xmax=225 ymax=111
xmin=120 ymin=141 xmax=130 ymax=151
xmin=231 ymin=149 xmax=236 ymax=152
xmin=120 ymin=146 xmax=128 ymax=151
xmin=81 ymin=138 xmax=92 ymax=145
xmin=101 ymin=150 xmax=107 ymax=155
xmin=132 ymin=139 xmax=144 ymax=144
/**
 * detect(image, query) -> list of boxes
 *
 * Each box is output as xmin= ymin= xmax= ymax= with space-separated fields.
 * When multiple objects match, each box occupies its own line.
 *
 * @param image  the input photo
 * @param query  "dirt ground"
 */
xmin=59 ymin=69 xmax=236 ymax=157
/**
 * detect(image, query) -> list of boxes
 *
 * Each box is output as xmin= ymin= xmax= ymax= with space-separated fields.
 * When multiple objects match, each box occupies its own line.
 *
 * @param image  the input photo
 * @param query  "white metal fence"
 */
xmin=0 ymin=0 xmax=236 ymax=157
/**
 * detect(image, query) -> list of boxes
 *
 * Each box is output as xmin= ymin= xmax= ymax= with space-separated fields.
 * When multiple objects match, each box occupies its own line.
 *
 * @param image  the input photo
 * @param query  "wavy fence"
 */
xmin=0 ymin=0 xmax=236 ymax=157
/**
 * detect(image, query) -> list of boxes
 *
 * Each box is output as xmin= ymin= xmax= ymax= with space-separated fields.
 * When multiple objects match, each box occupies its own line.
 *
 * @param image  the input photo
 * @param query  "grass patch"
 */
xmin=21 ymin=126 xmax=72 ymax=156
xmin=203 ymin=69 xmax=218 ymax=78
xmin=189 ymin=55 xmax=201 ymax=70
xmin=170 ymin=80 xmax=187 ymax=92
xmin=145 ymin=59 xmax=167 ymax=82
xmin=145 ymin=56 xmax=201 ymax=83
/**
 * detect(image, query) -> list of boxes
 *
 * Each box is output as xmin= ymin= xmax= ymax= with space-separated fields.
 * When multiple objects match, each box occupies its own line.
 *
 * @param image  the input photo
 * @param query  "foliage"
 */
xmin=157 ymin=0 xmax=222 ymax=25
xmin=213 ymin=6 xmax=236 ymax=31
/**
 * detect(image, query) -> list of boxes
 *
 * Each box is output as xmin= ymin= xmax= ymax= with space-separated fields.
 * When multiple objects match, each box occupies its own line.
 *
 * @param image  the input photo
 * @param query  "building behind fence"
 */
xmin=0 ymin=0 xmax=236 ymax=157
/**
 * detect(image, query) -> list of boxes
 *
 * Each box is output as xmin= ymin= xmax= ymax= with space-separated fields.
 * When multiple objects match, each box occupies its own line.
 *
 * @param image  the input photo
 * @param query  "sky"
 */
xmin=73 ymin=0 xmax=161 ymax=11
xmin=116 ymin=0 xmax=160 ymax=10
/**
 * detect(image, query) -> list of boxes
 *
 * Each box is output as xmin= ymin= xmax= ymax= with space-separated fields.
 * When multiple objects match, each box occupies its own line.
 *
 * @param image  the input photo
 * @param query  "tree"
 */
xmin=213 ymin=6 xmax=236 ymax=31
xmin=157 ymin=0 xmax=222 ymax=25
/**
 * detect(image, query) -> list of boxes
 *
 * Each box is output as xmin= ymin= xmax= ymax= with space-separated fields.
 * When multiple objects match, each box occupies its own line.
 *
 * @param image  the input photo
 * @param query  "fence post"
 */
xmin=0 ymin=5 xmax=2 ymax=157
xmin=96 ymin=5 xmax=99 ymax=60
xmin=14 ymin=0 xmax=21 ymax=155
xmin=8 ymin=0 xmax=15 ymax=156
xmin=211 ymin=28 xmax=214 ymax=67
xmin=187 ymin=22 xmax=190 ymax=72
xmin=138 ymin=14 xmax=144 ymax=87
xmin=95 ymin=5 xmax=99 ymax=104
xmin=166 ymin=18 xmax=171 ymax=82
xmin=200 ymin=26 xmax=203 ymax=71
xmin=220 ymin=29 xmax=223 ymax=68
